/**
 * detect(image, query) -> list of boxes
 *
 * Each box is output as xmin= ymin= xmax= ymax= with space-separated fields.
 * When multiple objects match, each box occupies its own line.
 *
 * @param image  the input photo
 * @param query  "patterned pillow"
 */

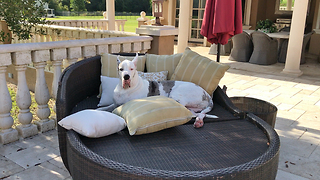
xmin=101 ymin=53 xmax=146 ymax=77
xmin=146 ymin=53 xmax=183 ymax=79
xmin=112 ymin=96 xmax=193 ymax=135
xmin=171 ymin=47 xmax=229 ymax=96
xmin=138 ymin=71 xmax=168 ymax=81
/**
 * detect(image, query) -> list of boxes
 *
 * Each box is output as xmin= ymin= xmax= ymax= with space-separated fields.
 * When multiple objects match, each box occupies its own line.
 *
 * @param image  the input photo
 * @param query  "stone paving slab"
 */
xmin=3 ymin=161 xmax=71 ymax=180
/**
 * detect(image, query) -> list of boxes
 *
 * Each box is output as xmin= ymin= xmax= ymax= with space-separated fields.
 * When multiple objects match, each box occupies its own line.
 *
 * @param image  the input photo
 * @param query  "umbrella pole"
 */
xmin=216 ymin=43 xmax=221 ymax=62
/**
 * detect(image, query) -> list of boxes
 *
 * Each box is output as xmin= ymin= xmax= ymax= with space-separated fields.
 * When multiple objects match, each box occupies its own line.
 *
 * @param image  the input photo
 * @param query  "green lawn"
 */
xmin=47 ymin=16 xmax=153 ymax=33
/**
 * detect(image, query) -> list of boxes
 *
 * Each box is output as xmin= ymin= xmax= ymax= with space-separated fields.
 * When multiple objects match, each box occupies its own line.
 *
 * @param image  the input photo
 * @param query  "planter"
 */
xmin=0 ymin=20 xmax=12 ymax=44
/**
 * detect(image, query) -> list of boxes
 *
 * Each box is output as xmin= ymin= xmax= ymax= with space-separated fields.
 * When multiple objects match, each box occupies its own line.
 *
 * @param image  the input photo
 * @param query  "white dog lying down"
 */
xmin=99 ymin=53 xmax=218 ymax=128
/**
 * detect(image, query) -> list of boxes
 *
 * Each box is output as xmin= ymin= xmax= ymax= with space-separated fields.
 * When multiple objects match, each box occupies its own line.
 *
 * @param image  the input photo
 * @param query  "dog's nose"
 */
xmin=124 ymin=74 xmax=130 ymax=80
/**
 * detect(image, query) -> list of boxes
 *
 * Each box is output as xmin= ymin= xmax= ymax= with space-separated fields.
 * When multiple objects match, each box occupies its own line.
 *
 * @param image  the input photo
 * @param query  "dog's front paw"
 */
xmin=193 ymin=117 xmax=204 ymax=128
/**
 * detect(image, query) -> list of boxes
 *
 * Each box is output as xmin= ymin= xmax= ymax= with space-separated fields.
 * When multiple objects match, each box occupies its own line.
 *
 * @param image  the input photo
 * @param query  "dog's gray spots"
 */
xmin=202 ymin=91 xmax=213 ymax=104
xmin=148 ymin=81 xmax=160 ymax=96
xmin=160 ymin=81 xmax=175 ymax=95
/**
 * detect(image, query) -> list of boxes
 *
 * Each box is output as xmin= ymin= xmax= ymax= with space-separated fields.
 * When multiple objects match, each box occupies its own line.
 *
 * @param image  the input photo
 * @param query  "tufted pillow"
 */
xmin=146 ymin=53 xmax=183 ymax=79
xmin=171 ymin=47 xmax=229 ymax=96
xmin=101 ymin=53 xmax=146 ymax=77
xmin=138 ymin=71 xmax=168 ymax=81
xmin=58 ymin=110 xmax=126 ymax=138
xmin=112 ymin=96 xmax=193 ymax=135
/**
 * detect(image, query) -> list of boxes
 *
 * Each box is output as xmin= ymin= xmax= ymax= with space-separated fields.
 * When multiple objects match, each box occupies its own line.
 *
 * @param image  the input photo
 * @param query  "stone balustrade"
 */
xmin=51 ymin=19 xmax=127 ymax=31
xmin=0 ymin=36 xmax=153 ymax=144
xmin=12 ymin=24 xmax=136 ymax=44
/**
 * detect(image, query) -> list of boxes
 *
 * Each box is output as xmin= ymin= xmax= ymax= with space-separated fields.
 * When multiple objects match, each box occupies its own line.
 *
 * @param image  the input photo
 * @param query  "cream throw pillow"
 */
xmin=171 ymin=47 xmax=230 ymax=96
xmin=101 ymin=53 xmax=146 ymax=77
xmin=138 ymin=71 xmax=168 ymax=81
xmin=146 ymin=53 xmax=183 ymax=79
xmin=58 ymin=110 xmax=126 ymax=138
xmin=112 ymin=96 xmax=193 ymax=135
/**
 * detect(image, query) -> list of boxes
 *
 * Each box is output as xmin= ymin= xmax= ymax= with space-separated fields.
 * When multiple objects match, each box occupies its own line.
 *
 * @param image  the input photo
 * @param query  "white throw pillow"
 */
xmin=58 ymin=109 xmax=126 ymax=138
xmin=98 ymin=76 xmax=119 ymax=107
xmin=137 ymin=71 xmax=168 ymax=81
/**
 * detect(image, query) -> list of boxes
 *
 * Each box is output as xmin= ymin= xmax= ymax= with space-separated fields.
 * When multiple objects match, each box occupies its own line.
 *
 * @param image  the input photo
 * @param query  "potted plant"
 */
xmin=0 ymin=0 xmax=51 ymax=44
xmin=255 ymin=19 xmax=278 ymax=33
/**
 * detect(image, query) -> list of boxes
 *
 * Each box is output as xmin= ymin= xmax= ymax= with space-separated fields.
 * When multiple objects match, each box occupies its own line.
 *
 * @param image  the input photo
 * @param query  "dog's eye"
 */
xmin=119 ymin=68 xmax=123 ymax=71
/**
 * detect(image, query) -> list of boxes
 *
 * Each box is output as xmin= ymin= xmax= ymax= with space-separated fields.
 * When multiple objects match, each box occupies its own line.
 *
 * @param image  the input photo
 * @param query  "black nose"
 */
xmin=124 ymin=74 xmax=130 ymax=80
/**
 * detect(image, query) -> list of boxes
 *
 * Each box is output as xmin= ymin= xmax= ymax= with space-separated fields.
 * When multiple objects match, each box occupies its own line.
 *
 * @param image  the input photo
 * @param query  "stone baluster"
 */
xmin=32 ymin=50 xmax=55 ymax=132
xmin=12 ymin=51 xmax=38 ymax=138
xmin=0 ymin=53 xmax=19 ymax=144
xmin=71 ymin=22 xmax=77 ymax=27
xmin=98 ymin=21 xmax=103 ymax=30
xmin=82 ymin=45 xmax=96 ymax=59
xmin=76 ymin=22 xmax=82 ymax=28
xmin=103 ymin=21 xmax=108 ymax=30
xmin=65 ymin=47 xmax=81 ymax=69
xmin=50 ymin=49 xmax=66 ymax=121
xmin=50 ymin=48 xmax=66 ymax=99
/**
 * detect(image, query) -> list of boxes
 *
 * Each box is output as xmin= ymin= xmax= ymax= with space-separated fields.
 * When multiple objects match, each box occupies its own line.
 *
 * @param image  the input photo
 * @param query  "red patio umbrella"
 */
xmin=200 ymin=0 xmax=243 ymax=62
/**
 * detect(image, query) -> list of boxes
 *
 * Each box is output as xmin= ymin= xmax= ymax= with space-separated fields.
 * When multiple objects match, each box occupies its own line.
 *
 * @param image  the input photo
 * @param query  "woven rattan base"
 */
xmin=56 ymin=55 xmax=280 ymax=180
xmin=66 ymin=116 xmax=279 ymax=180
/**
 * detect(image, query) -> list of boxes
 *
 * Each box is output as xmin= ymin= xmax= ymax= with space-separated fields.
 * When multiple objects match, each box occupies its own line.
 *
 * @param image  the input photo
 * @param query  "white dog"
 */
xmin=101 ymin=53 xmax=217 ymax=128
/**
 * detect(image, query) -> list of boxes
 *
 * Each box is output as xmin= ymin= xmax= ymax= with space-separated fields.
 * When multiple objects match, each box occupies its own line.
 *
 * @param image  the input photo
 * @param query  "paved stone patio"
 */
xmin=1 ymin=46 xmax=319 ymax=179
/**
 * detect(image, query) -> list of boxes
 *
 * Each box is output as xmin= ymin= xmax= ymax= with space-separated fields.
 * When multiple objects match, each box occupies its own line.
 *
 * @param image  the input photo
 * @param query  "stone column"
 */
xmin=106 ymin=0 xmax=115 ymax=31
xmin=66 ymin=47 xmax=81 ymax=68
xmin=282 ymin=0 xmax=308 ymax=76
xmin=50 ymin=48 xmax=67 ymax=99
xmin=136 ymin=25 xmax=179 ymax=55
xmin=177 ymin=0 xmax=191 ymax=53
xmin=14 ymin=64 xmax=38 ymax=138
xmin=0 ymin=53 xmax=19 ymax=144
xmin=32 ymin=50 xmax=55 ymax=132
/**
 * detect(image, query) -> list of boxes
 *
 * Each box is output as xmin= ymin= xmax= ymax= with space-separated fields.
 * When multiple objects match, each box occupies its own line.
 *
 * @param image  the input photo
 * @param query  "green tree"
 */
xmin=71 ymin=0 xmax=87 ymax=11
xmin=86 ymin=0 xmax=105 ymax=11
xmin=0 ymin=0 xmax=51 ymax=42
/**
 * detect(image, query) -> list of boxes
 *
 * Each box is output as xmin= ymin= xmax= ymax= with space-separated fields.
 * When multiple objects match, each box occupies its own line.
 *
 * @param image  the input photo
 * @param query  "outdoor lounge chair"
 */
xmin=56 ymin=54 xmax=280 ymax=180
xmin=228 ymin=31 xmax=253 ymax=62
xmin=249 ymin=31 xmax=278 ymax=65
xmin=278 ymin=31 xmax=314 ymax=64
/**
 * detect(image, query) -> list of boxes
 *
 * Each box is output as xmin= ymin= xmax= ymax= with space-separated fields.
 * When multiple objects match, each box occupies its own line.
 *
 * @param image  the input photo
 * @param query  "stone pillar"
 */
xmin=106 ymin=0 xmax=115 ymax=31
xmin=32 ymin=50 xmax=55 ymax=132
xmin=50 ymin=48 xmax=66 ymax=99
xmin=0 ymin=53 xmax=19 ymax=144
xmin=136 ymin=25 xmax=179 ymax=55
xmin=177 ymin=0 xmax=191 ymax=53
xmin=50 ymin=49 xmax=66 ymax=122
xmin=282 ymin=0 xmax=308 ymax=76
xmin=15 ymin=65 xmax=38 ymax=138
xmin=66 ymin=47 xmax=81 ymax=68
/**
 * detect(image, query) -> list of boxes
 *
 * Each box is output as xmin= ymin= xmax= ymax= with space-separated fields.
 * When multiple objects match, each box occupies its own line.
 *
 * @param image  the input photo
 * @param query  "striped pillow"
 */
xmin=171 ymin=47 xmax=229 ymax=96
xmin=101 ymin=53 xmax=146 ymax=77
xmin=146 ymin=53 xmax=183 ymax=79
xmin=112 ymin=96 xmax=193 ymax=135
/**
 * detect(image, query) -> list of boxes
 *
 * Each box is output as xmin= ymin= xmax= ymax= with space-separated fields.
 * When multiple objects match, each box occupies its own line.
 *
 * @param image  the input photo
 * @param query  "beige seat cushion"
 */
xmin=101 ymin=53 xmax=146 ymax=77
xmin=146 ymin=53 xmax=183 ymax=79
xmin=112 ymin=96 xmax=193 ymax=135
xmin=171 ymin=47 xmax=229 ymax=96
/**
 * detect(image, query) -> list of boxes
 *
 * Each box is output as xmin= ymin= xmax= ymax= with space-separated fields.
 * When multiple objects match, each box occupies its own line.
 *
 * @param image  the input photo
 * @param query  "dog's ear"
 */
xmin=132 ymin=53 xmax=138 ymax=67
xmin=117 ymin=55 xmax=121 ymax=66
